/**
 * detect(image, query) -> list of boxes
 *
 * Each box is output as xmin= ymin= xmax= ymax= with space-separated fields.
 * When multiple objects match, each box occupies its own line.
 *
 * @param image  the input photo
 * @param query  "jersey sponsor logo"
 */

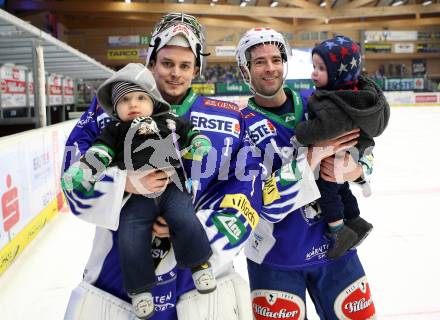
xmin=284 ymin=114 xmax=295 ymax=122
xmin=243 ymin=112 xmax=256 ymax=119
xmin=212 ymin=212 xmax=246 ymax=245
xmin=155 ymin=302 xmax=174 ymax=312
xmin=190 ymin=112 xmax=240 ymax=138
xmin=76 ymin=111 xmax=96 ymax=128
xmin=97 ymin=113 xmax=112 ymax=130
xmin=220 ymin=193 xmax=259 ymax=229
xmin=334 ymin=276 xmax=376 ymax=319
xmin=263 ymin=174 xmax=281 ymax=205
xmin=252 ymin=289 xmax=305 ymax=320
xmin=203 ymin=98 xmax=240 ymax=112
xmin=305 ymin=243 xmax=329 ymax=261
xmin=75 ymin=110 xmax=111 ymax=130
xmin=153 ymin=291 xmax=175 ymax=312
xmin=249 ymin=119 xmax=277 ymax=145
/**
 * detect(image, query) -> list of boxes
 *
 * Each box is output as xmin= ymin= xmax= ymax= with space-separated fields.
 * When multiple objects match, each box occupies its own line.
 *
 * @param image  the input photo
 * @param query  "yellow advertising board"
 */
xmin=191 ymin=83 xmax=215 ymax=96
xmin=107 ymin=49 xmax=140 ymax=60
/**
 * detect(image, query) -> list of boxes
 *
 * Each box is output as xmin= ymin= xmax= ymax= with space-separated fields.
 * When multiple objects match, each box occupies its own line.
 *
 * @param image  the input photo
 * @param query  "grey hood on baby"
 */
xmin=97 ymin=63 xmax=170 ymax=118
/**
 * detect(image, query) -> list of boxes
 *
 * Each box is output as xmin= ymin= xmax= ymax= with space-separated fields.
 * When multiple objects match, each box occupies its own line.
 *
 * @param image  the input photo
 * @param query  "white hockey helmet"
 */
xmin=236 ymin=28 xmax=291 ymax=97
xmin=146 ymin=13 xmax=209 ymax=75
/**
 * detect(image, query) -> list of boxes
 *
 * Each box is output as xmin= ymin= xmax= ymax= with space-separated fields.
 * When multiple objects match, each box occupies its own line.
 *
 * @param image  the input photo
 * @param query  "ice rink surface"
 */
xmin=1 ymin=106 xmax=439 ymax=319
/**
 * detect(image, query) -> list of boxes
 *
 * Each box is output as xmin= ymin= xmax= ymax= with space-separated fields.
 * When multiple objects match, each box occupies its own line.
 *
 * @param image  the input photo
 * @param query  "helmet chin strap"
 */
xmin=253 ymin=84 xmax=284 ymax=100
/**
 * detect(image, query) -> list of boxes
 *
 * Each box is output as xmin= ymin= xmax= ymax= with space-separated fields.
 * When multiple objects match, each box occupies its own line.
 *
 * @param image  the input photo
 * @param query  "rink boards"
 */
xmin=215 ymin=92 xmax=440 ymax=109
xmin=0 ymin=121 xmax=75 ymax=275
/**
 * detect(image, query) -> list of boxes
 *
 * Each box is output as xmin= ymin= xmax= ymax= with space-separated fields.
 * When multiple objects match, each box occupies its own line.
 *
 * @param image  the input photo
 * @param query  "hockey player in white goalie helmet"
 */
xmin=146 ymin=12 xmax=209 ymax=76
xmin=63 ymin=12 xmax=260 ymax=320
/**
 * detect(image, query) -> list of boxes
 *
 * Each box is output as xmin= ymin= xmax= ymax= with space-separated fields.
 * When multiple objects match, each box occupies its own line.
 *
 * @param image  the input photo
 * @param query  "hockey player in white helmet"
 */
xmin=63 ymin=13 xmax=260 ymax=320
xmin=236 ymin=28 xmax=291 ymax=99
xmin=237 ymin=28 xmax=377 ymax=319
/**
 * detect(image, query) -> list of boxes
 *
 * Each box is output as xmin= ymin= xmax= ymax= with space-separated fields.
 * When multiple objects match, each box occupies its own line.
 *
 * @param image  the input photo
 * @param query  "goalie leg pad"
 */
xmin=64 ymin=281 xmax=134 ymax=320
xmin=177 ymin=272 xmax=253 ymax=320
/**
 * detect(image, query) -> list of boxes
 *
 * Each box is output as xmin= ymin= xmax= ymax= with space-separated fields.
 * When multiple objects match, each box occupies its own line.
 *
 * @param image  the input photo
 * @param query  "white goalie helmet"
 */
xmin=236 ymin=28 xmax=291 ymax=97
xmin=146 ymin=13 xmax=209 ymax=75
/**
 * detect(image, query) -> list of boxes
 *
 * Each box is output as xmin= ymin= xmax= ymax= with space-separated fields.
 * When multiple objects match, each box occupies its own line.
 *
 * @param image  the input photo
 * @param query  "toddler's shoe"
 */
xmin=346 ymin=217 xmax=373 ymax=248
xmin=327 ymin=225 xmax=358 ymax=259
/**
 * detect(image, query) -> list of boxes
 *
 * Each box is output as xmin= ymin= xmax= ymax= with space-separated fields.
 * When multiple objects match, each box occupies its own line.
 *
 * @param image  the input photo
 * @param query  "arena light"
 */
xmin=422 ymin=0 xmax=432 ymax=5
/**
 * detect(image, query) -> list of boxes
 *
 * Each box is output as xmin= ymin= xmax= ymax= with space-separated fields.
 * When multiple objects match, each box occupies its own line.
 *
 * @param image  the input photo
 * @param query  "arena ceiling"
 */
xmin=6 ymin=0 xmax=440 ymax=32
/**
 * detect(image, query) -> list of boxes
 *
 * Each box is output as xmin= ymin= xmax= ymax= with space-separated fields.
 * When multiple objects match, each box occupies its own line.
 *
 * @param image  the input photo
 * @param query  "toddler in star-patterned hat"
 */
xmin=294 ymin=35 xmax=390 ymax=259
xmin=311 ymin=35 xmax=361 ymax=90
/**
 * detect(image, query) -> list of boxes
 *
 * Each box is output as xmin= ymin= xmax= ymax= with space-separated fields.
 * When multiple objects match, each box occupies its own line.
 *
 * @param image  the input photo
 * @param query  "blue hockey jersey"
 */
xmin=62 ymin=90 xmax=262 ymax=319
xmin=242 ymin=87 xmax=357 ymax=269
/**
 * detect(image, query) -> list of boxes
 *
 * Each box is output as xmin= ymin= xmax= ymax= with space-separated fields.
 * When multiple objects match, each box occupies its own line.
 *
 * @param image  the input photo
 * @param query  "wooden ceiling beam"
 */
xmin=7 ymin=1 xmax=328 ymax=19
xmin=292 ymin=17 xmax=440 ymax=31
xmin=199 ymin=16 xmax=293 ymax=30
xmin=250 ymin=16 xmax=293 ymax=28
xmin=325 ymin=0 xmax=332 ymax=9
xmin=70 ymin=12 xmax=165 ymax=22
xmin=277 ymin=0 xmax=320 ymax=9
xmin=60 ymin=13 xmax=267 ymax=28
xmin=9 ymin=1 xmax=440 ymax=20
xmin=327 ymin=4 xmax=440 ymax=19
xmin=60 ymin=14 xmax=298 ymax=32
xmin=11 ymin=0 xmax=440 ymax=31
xmin=59 ymin=11 xmax=440 ymax=33
xmin=58 ymin=17 xmax=153 ymax=29
xmin=344 ymin=0 xmax=376 ymax=8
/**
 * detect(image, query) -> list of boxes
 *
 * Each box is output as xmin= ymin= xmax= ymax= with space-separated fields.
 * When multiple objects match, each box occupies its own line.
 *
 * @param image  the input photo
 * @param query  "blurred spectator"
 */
xmin=194 ymin=64 xmax=241 ymax=83
xmin=375 ymin=64 xmax=385 ymax=79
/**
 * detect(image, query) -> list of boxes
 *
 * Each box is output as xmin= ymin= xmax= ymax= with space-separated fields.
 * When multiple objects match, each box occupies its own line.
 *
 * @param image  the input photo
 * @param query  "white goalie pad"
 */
xmin=176 ymin=272 xmax=253 ymax=320
xmin=64 ymin=281 xmax=136 ymax=320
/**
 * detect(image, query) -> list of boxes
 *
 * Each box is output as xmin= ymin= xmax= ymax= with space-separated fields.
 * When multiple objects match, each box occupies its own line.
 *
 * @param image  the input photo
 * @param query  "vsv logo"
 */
xmin=249 ymin=119 xmax=276 ymax=145
xmin=190 ymin=112 xmax=240 ymax=138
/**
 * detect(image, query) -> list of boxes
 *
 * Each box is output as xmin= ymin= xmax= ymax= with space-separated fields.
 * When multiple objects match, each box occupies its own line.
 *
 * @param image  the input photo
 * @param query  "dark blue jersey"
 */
xmin=242 ymin=87 xmax=357 ymax=269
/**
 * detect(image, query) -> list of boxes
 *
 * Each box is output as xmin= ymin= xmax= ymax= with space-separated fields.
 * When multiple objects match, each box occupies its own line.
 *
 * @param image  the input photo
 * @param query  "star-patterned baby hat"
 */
xmin=312 ymin=35 xmax=361 ymax=90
